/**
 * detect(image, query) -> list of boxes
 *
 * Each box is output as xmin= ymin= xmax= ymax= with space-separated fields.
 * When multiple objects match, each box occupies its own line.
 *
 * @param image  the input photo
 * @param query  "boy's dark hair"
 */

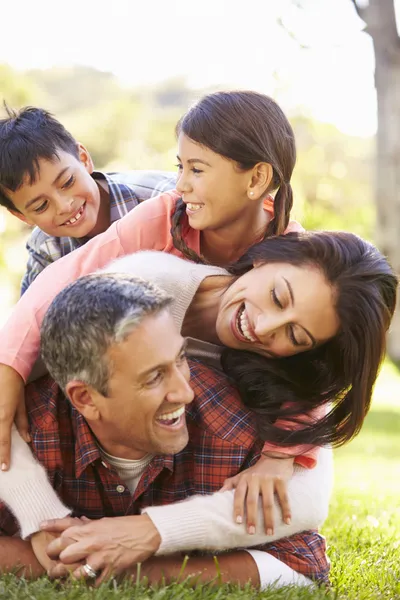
xmin=0 ymin=105 xmax=79 ymax=212
xmin=171 ymin=90 xmax=296 ymax=263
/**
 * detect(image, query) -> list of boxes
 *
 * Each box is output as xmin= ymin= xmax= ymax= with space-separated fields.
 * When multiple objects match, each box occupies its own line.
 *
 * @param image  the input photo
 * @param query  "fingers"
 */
xmin=233 ymin=478 xmax=249 ymax=527
xmin=219 ymin=475 xmax=238 ymax=492
xmin=46 ymin=536 xmax=77 ymax=561
xmin=0 ymin=413 xmax=14 ymax=470
xmin=275 ymin=478 xmax=291 ymax=525
xmin=72 ymin=555 xmax=112 ymax=587
xmin=15 ymin=400 xmax=30 ymax=443
xmin=41 ymin=517 xmax=85 ymax=534
xmin=260 ymin=479 xmax=275 ymax=535
xmin=60 ymin=537 xmax=106 ymax=564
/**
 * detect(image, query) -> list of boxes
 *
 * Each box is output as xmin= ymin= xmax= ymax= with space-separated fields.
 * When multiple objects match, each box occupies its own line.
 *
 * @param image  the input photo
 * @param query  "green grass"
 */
xmin=1 ymin=364 xmax=399 ymax=599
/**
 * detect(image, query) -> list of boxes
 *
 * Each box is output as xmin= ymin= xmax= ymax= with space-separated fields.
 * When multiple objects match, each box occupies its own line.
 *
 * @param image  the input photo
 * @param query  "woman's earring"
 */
xmin=249 ymin=191 xmax=254 ymax=196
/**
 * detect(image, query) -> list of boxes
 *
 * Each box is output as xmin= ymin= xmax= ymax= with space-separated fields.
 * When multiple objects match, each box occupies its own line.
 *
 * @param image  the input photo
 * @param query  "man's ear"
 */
xmin=65 ymin=380 xmax=100 ymax=421
xmin=7 ymin=209 xmax=34 ymax=226
xmin=77 ymin=143 xmax=94 ymax=174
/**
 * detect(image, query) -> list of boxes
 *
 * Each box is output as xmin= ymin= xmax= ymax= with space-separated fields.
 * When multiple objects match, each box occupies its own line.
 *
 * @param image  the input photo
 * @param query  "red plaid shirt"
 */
xmin=0 ymin=359 xmax=329 ymax=584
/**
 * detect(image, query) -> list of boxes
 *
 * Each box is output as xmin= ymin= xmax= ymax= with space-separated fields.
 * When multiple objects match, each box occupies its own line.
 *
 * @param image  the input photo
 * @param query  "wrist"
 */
xmin=136 ymin=514 xmax=162 ymax=555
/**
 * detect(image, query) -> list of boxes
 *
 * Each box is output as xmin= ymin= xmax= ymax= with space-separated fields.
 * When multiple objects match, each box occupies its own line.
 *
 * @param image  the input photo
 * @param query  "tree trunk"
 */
xmin=354 ymin=0 xmax=400 ymax=363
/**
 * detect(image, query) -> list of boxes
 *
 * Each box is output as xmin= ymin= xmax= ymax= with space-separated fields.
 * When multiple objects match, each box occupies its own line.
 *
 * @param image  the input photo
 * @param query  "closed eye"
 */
xmin=62 ymin=175 xmax=75 ymax=189
xmin=33 ymin=200 xmax=48 ymax=213
xmin=271 ymin=289 xmax=283 ymax=309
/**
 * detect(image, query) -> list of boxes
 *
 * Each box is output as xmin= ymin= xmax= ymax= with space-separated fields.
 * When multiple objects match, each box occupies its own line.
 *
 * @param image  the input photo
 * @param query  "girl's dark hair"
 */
xmin=171 ymin=91 xmax=296 ymax=263
xmin=220 ymin=231 xmax=398 ymax=448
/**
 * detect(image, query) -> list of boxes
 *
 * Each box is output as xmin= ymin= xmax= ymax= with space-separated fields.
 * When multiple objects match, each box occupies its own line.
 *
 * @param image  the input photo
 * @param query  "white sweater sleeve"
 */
xmin=143 ymin=448 xmax=333 ymax=554
xmin=0 ymin=427 xmax=71 ymax=539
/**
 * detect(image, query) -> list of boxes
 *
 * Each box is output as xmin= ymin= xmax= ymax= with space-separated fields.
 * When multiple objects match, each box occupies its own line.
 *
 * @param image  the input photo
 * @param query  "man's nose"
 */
xmin=166 ymin=366 xmax=194 ymax=405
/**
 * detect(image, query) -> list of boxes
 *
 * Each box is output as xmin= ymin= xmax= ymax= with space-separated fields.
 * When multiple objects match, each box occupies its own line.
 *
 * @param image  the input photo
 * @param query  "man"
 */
xmin=0 ymin=273 xmax=332 ymax=588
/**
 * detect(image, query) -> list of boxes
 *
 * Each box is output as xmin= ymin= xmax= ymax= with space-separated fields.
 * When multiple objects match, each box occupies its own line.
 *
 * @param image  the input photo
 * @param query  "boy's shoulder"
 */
xmin=26 ymin=225 xmax=82 ymax=257
xmin=102 ymin=170 xmax=177 ymax=199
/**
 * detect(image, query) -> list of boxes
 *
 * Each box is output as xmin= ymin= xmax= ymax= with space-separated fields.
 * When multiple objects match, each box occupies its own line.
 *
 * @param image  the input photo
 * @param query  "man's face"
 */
xmin=88 ymin=310 xmax=194 ymax=459
xmin=6 ymin=145 xmax=104 ymax=238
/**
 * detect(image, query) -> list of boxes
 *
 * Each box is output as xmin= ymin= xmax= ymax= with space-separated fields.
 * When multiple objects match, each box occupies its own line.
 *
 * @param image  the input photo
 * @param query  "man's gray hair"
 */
xmin=41 ymin=273 xmax=172 ymax=395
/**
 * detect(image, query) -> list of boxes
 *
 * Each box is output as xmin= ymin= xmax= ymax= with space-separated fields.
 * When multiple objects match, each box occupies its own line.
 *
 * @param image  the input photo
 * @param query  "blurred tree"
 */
xmin=292 ymin=115 xmax=374 ymax=237
xmin=350 ymin=0 xmax=400 ymax=364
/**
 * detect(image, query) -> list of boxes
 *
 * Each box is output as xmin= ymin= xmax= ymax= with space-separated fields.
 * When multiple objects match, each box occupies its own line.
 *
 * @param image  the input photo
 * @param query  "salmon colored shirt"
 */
xmin=0 ymin=190 xmax=319 ymax=467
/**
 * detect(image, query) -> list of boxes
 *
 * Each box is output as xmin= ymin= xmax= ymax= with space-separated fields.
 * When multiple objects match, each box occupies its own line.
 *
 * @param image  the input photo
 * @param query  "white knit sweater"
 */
xmin=0 ymin=251 xmax=333 ymax=549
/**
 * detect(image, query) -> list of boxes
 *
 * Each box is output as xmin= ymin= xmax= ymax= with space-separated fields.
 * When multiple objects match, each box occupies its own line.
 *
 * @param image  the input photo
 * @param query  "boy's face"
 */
xmin=6 ymin=145 xmax=105 ymax=238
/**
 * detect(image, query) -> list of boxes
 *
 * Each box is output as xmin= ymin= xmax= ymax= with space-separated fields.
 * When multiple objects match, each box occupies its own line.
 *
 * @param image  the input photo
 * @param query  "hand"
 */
xmin=45 ymin=514 xmax=161 ymax=584
xmin=31 ymin=529 xmax=83 ymax=578
xmin=30 ymin=531 xmax=58 ymax=573
xmin=0 ymin=365 xmax=28 ymax=469
xmin=220 ymin=455 xmax=294 ymax=535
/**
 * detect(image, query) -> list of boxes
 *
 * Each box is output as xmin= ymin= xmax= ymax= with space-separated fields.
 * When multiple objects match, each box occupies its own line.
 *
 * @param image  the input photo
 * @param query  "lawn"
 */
xmin=1 ymin=364 xmax=399 ymax=599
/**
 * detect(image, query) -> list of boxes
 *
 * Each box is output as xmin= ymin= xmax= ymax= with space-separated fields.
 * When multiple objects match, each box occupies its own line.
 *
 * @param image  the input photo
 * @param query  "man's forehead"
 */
xmin=108 ymin=314 xmax=185 ymax=376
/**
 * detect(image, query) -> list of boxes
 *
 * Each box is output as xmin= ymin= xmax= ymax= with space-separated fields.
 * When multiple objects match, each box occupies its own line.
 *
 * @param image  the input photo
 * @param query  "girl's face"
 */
xmin=216 ymin=261 xmax=340 ymax=358
xmin=176 ymin=134 xmax=257 ymax=231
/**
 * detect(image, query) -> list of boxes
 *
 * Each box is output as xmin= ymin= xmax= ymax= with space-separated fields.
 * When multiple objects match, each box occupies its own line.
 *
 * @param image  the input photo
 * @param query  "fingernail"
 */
xmin=267 ymin=528 xmax=273 ymax=536
xmin=248 ymin=525 xmax=256 ymax=535
xmin=40 ymin=521 xmax=49 ymax=528
xmin=285 ymin=517 xmax=291 ymax=525
xmin=236 ymin=515 xmax=243 ymax=524
xmin=1 ymin=463 xmax=7 ymax=471
xmin=25 ymin=433 xmax=31 ymax=443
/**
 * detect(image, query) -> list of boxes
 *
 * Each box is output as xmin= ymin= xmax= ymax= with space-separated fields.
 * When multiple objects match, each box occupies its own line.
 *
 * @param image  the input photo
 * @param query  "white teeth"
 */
xmin=157 ymin=406 xmax=185 ymax=422
xmin=65 ymin=205 xmax=84 ymax=225
xmin=186 ymin=203 xmax=203 ymax=212
xmin=238 ymin=306 xmax=257 ymax=342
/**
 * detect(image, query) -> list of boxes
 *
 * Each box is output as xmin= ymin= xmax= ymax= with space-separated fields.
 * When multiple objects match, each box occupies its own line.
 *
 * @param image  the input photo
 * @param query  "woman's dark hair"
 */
xmin=171 ymin=91 xmax=296 ymax=263
xmin=221 ymin=231 xmax=398 ymax=448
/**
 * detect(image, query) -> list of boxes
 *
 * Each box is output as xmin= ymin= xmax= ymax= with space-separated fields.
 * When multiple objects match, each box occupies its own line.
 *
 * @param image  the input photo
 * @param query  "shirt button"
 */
xmin=116 ymin=485 xmax=125 ymax=493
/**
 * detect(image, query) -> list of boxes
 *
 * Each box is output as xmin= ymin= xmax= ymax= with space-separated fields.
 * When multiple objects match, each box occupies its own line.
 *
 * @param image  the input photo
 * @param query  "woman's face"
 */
xmin=216 ymin=262 xmax=340 ymax=358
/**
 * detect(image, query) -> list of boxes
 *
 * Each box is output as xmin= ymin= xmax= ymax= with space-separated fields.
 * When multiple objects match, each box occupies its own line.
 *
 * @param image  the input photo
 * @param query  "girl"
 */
xmin=0 ymin=89 xmax=301 ymax=465
xmin=0 ymin=91 xmax=395 ymax=544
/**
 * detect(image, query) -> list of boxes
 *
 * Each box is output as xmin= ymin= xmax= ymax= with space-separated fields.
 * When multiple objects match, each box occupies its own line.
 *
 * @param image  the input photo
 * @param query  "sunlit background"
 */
xmin=1 ymin=2 xmax=400 ymax=595
xmin=1 ymin=0 xmax=385 ymax=320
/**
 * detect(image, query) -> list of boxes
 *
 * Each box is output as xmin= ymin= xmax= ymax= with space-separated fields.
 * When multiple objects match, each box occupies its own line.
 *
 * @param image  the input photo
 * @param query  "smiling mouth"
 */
xmin=236 ymin=304 xmax=258 ymax=343
xmin=185 ymin=202 xmax=204 ymax=213
xmin=62 ymin=202 xmax=86 ymax=226
xmin=156 ymin=406 xmax=185 ymax=428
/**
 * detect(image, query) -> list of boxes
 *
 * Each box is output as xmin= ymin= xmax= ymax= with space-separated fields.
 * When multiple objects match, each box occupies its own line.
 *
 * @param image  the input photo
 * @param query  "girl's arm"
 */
xmin=0 ymin=192 xmax=179 ymax=468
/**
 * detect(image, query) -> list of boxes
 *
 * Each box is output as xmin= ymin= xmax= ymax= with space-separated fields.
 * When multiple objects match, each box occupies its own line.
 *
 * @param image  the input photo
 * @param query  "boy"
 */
xmin=0 ymin=106 xmax=176 ymax=294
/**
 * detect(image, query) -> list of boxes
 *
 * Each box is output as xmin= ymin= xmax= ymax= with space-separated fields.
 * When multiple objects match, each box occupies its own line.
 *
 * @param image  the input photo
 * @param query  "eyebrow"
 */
xmin=139 ymin=338 xmax=188 ymax=379
xmin=24 ymin=167 xmax=70 ymax=209
xmin=283 ymin=277 xmax=317 ymax=347
xmin=176 ymin=155 xmax=212 ymax=167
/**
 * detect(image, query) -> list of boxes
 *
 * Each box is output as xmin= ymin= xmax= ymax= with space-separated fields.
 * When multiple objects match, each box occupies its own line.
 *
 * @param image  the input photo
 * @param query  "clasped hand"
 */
xmin=39 ymin=514 xmax=161 ymax=584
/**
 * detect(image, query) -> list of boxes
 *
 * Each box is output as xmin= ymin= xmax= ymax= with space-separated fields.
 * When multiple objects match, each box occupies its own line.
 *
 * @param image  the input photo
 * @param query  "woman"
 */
xmin=0 ymin=231 xmax=396 ymax=528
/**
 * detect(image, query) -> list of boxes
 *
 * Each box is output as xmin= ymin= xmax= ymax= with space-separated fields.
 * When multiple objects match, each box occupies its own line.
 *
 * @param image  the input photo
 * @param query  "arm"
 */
xmin=0 ymin=190 xmax=180 ymax=382
xmin=262 ymin=404 xmax=327 ymax=468
xmin=0 ymin=537 xmax=45 ymax=578
xmin=143 ymin=448 xmax=333 ymax=554
xmin=0 ymin=191 xmax=179 ymax=467
xmin=44 ymin=448 xmax=332 ymax=561
xmin=0 ymin=427 xmax=70 ymax=539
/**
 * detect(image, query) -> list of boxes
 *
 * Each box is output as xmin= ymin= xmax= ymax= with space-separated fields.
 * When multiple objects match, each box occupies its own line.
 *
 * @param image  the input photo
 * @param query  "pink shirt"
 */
xmin=1 ymin=191 xmax=318 ymax=467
